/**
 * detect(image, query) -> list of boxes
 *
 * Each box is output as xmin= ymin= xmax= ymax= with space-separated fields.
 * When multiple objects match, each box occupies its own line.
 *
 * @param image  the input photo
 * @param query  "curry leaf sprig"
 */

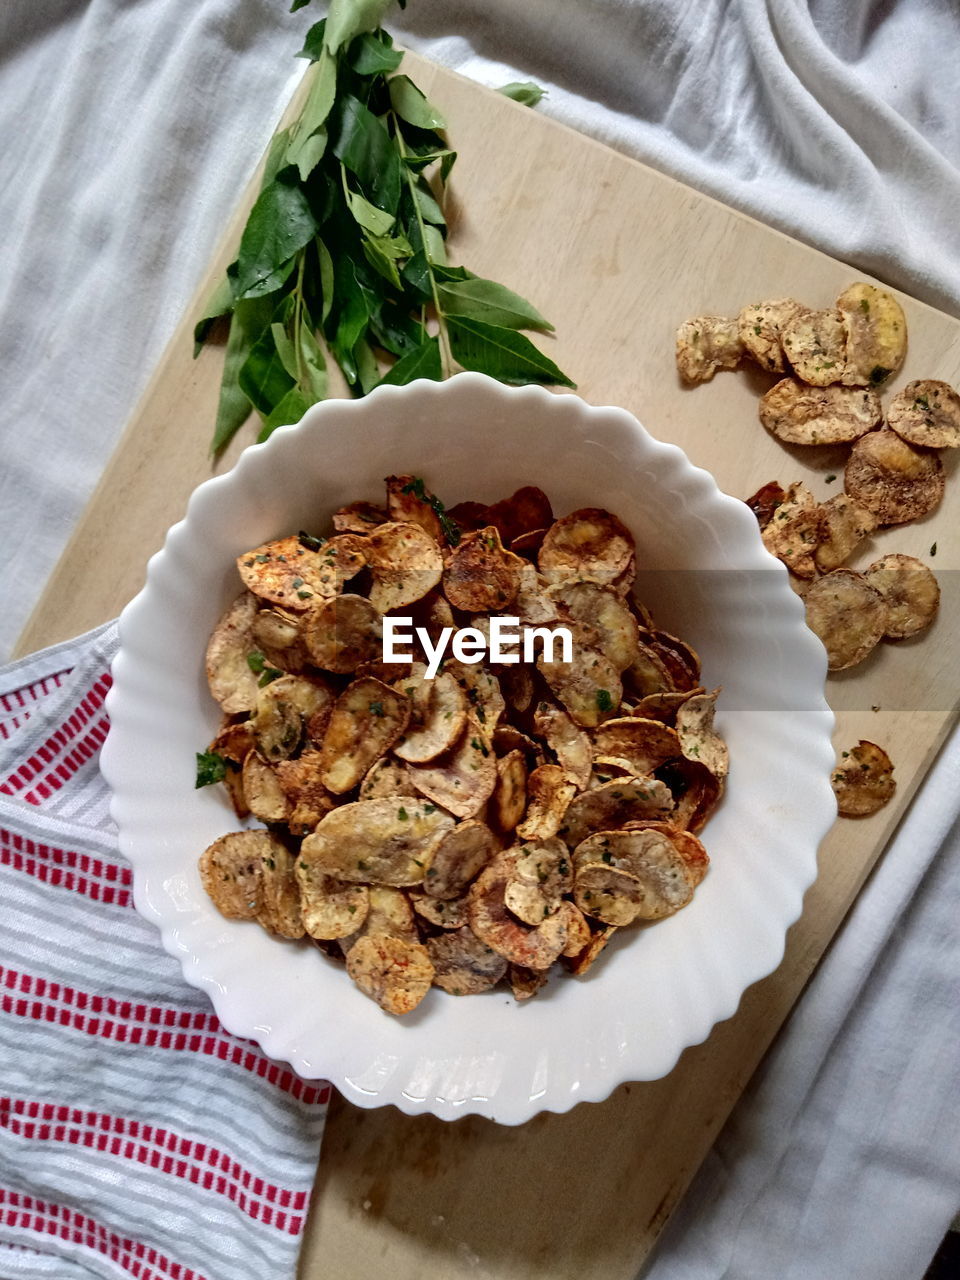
xmin=195 ymin=0 xmax=573 ymax=454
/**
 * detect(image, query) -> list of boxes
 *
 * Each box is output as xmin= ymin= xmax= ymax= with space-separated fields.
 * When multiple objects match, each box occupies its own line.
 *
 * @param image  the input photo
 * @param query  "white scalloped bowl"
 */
xmin=102 ymin=372 xmax=834 ymax=1125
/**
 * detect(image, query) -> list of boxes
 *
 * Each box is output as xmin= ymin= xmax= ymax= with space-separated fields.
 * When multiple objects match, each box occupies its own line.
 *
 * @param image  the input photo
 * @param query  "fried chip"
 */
xmin=422 ymin=818 xmax=498 ymax=900
xmin=559 ymin=776 xmax=674 ymax=849
xmin=237 ymin=534 xmax=363 ymax=609
xmin=803 ymin=569 xmax=887 ymax=670
xmin=559 ymin=900 xmax=592 ymax=957
xmin=207 ymin=720 xmax=254 ymax=818
xmin=537 ymin=624 xmax=622 ymax=729
xmin=393 ymin=670 xmax=467 ymax=763
xmin=814 ymin=493 xmax=879 ymax=573
xmin=563 ymin=924 xmax=618 ymax=975
xmin=514 ymin=562 xmax=560 ymax=626
xmin=485 ymin=486 xmax=555 ymax=546
xmin=593 ymin=717 xmax=684 ymax=775
xmin=780 ymin=306 xmax=848 ymax=385
xmin=644 ymin=630 xmax=703 ymax=692
xmin=443 ymin=525 xmax=525 ymax=612
xmin=426 ymin=927 xmax=508 ymax=995
xmin=257 ymin=841 xmax=305 ymax=940
xmin=863 ymin=554 xmax=940 ymax=639
xmin=410 ymin=890 xmax=471 ymax=930
xmin=675 ymin=315 xmax=743 ymax=384
xmin=500 ymin=665 xmax=534 ymax=715
xmin=443 ymin=659 xmax=506 ymax=732
xmin=467 ymin=851 xmax=570 ymax=970
xmin=332 ymin=500 xmax=389 ymax=533
xmin=274 ymin=748 xmax=336 ymax=832
xmin=630 ymin=688 xmax=705 ymax=724
xmin=533 ymin=701 xmax=593 ymax=789
xmin=674 ymin=690 xmax=728 ymax=780
xmin=508 ymin=964 xmax=550 ymax=1000
xmin=251 ymin=607 xmax=309 ymax=675
xmin=760 ymin=480 xmax=822 ymax=579
xmin=623 ymin=640 xmax=675 ymax=698
xmin=745 ymin=481 xmax=787 ymax=530
xmin=549 ymin=581 xmax=641 ymax=673
xmin=573 ymin=862 xmax=646 ymax=926
xmin=504 ymin=836 xmax=572 ymax=924
xmin=199 ymin=830 xmax=299 ymax=934
xmin=539 ymin=508 xmax=635 ymax=586
xmin=831 ymin=740 xmax=896 ymax=817
xmin=242 ymin=752 xmax=292 ymax=824
xmin=623 ymin=821 xmax=710 ymax=887
xmin=759 ymin=378 xmax=881 ymax=446
xmin=516 ymin=764 xmax=577 ymax=841
xmin=655 ymin=757 xmax=722 ymax=833
xmin=574 ymin=828 xmax=695 ymax=919
xmin=252 ymin=674 xmax=334 ymax=762
xmin=352 ymin=885 xmax=419 ymax=945
xmin=844 ymin=428 xmax=945 ymax=525
xmin=295 ymin=867 xmax=370 ymax=940
xmin=510 ymin=527 xmax=548 ymax=557
xmin=385 ymin=473 xmax=444 ymax=541
xmin=366 ymin=521 xmax=443 ymax=612
xmin=493 ymin=749 xmax=528 ymax=833
xmin=886 ymin=379 xmax=960 ymax=450
xmin=492 ymin=724 xmax=542 ymax=761
xmin=302 ymin=594 xmax=383 ymax=673
xmin=445 ymin=500 xmax=490 ymax=533
xmin=346 ymin=934 xmax=435 ymax=1015
xmin=299 ymin=796 xmax=454 ymax=886
xmin=319 ymin=677 xmax=410 ymax=794
xmin=407 ymin=716 xmax=498 ymax=819
xmin=737 ymin=299 xmax=801 ymax=373
xmin=205 ymin=592 xmax=260 ymax=714
xmin=836 ymin=283 xmax=906 ymax=387
xmin=358 ymin=756 xmax=416 ymax=801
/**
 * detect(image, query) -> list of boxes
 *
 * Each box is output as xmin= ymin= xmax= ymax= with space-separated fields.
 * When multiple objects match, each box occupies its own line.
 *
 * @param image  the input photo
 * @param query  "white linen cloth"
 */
xmin=0 ymin=1 xmax=957 ymax=1276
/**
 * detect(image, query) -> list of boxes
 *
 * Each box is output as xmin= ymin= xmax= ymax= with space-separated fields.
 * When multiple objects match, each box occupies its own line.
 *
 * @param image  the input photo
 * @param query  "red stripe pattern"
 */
xmin=0 ymin=674 xmax=111 ymax=804
xmin=0 ymin=825 xmax=132 ymax=906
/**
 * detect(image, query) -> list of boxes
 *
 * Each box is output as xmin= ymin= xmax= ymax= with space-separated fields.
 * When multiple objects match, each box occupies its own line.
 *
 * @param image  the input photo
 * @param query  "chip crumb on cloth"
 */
xmin=0 ymin=622 xmax=328 ymax=1280
xmin=198 ymin=479 xmax=728 ymax=1014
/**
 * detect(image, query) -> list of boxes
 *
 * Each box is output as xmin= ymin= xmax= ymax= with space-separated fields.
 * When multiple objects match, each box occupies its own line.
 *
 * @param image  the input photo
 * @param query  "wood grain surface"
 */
xmin=16 ymin=54 xmax=960 ymax=1280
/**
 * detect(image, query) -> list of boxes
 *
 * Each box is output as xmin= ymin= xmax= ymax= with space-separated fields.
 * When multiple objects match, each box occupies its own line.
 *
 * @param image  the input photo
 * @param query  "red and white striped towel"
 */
xmin=0 ymin=623 xmax=329 ymax=1280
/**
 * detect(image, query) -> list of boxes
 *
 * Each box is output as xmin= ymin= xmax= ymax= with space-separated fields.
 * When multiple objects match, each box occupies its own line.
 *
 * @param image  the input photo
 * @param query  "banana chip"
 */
xmin=422 ymin=818 xmax=498 ymax=900
xmin=630 ymin=688 xmax=705 ymax=724
xmin=745 ymin=481 xmax=786 ymax=530
xmin=407 ymin=716 xmax=498 ymax=819
xmin=242 ymin=752 xmax=292 ymax=824
xmin=549 ymin=581 xmax=640 ymax=672
xmin=559 ymin=776 xmax=675 ymax=849
xmin=675 ymin=315 xmax=743 ymax=384
xmin=844 ymin=428 xmax=945 ymax=525
xmin=563 ymin=923 xmax=618 ymax=975
xmin=295 ymin=867 xmax=370 ymax=940
xmin=675 ymin=691 xmax=729 ymax=780
xmin=493 ymin=749 xmax=528 ymax=832
xmin=481 ymin=486 xmax=554 ymax=546
xmin=251 ymin=608 xmax=310 ymax=675
xmin=442 ymin=660 xmax=506 ymax=733
xmin=367 ymin=521 xmax=443 ymax=612
xmin=199 ymin=830 xmax=301 ymax=937
xmin=655 ymin=757 xmax=722 ymax=833
xmin=760 ymin=480 xmax=822 ymax=579
xmin=500 ymin=665 xmax=534 ymax=714
xmin=738 ymin=299 xmax=801 ymax=373
xmin=863 ymin=554 xmax=940 ymax=639
xmin=537 ymin=623 xmax=622 ymax=729
xmin=886 ymin=379 xmax=960 ymax=449
xmin=468 ymin=852 xmax=570 ymax=970
xmin=836 ymin=283 xmax=906 ymax=387
xmin=426 ymin=927 xmax=508 ymax=995
xmin=759 ymin=379 xmax=881 ymax=445
xmin=385 ymin=473 xmax=444 ymax=541
xmin=593 ymin=717 xmax=683 ymax=775
xmin=509 ymin=964 xmax=550 ymax=1000
xmin=511 ymin=527 xmax=549 ymax=557
xmin=252 ymin=674 xmax=334 ymax=762
xmin=803 ymin=569 xmax=887 ymax=670
xmin=623 ymin=821 xmax=710 ymax=886
xmin=346 ymin=934 xmax=435 ymax=1015
xmin=349 ymin=885 xmax=419 ymax=946
xmin=275 ymin=748 xmax=335 ymax=832
xmin=504 ymin=836 xmax=572 ymax=924
xmin=533 ymin=701 xmax=593 ymax=788
xmin=302 ymin=594 xmax=383 ymax=673
xmin=319 ymin=677 xmax=410 ymax=793
xmin=780 ymin=307 xmax=848 ymax=385
xmin=559 ymin=900 xmax=592 ymax=957
xmin=237 ymin=534 xmax=363 ymax=609
xmin=443 ymin=525 xmax=525 ymax=612
xmin=516 ymin=764 xmax=577 ymax=841
xmin=206 ymin=592 xmax=260 ymax=714
xmin=359 ymin=756 xmax=416 ymax=800
xmin=574 ymin=828 xmax=694 ymax=921
xmin=299 ymin=797 xmax=454 ymax=886
xmin=410 ymin=890 xmax=470 ymax=930
xmin=258 ymin=842 xmax=306 ymax=939
xmin=814 ymin=493 xmax=878 ymax=573
xmin=539 ymin=508 xmax=635 ymax=586
xmin=207 ymin=721 xmax=254 ymax=818
xmin=514 ymin=562 xmax=560 ymax=626
xmin=831 ymin=740 xmax=896 ymax=817
xmin=393 ymin=670 xmax=467 ymax=763
xmin=623 ymin=640 xmax=675 ymax=698
xmin=644 ymin=631 xmax=702 ymax=691
xmin=332 ymin=500 xmax=388 ymax=533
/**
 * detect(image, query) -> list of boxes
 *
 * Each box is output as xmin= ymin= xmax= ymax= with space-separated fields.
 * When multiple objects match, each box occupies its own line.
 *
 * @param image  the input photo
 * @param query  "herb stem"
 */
xmin=390 ymin=111 xmax=453 ymax=377
xmin=293 ymin=250 xmax=307 ymax=390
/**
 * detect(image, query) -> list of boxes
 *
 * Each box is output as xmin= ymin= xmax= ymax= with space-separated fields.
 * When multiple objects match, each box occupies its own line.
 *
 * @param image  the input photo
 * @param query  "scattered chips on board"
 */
xmin=831 ymin=741 xmax=896 ymax=817
xmin=197 ymin=480 xmax=727 ymax=1014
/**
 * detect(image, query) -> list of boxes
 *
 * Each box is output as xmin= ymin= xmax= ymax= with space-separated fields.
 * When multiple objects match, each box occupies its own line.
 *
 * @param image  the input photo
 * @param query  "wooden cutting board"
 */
xmin=17 ymin=54 xmax=960 ymax=1280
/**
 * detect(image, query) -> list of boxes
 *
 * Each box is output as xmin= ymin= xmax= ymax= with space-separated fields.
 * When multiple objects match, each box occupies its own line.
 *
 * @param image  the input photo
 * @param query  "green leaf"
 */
xmin=333 ymin=257 xmax=373 ymax=354
xmin=233 ymin=173 xmax=318 ymax=299
xmin=211 ymin=292 xmax=274 ymax=453
xmin=437 ymin=277 xmax=554 ymax=331
xmin=332 ymin=95 xmax=401 ymax=213
xmin=316 ymin=238 xmax=335 ymax=324
xmin=345 ymin=186 xmax=396 ymax=236
xmin=388 ymin=75 xmax=447 ymax=129
xmin=296 ymin=18 xmax=326 ymax=61
xmin=298 ymin=319 xmax=329 ymax=399
xmin=195 ymin=750 xmax=228 ymax=788
xmin=422 ymin=223 xmax=447 ymax=265
xmin=498 ymin=81 xmax=547 ymax=107
xmin=351 ymin=31 xmax=403 ymax=75
xmin=402 ymin=147 xmax=456 ymax=176
xmin=271 ymin=321 xmax=299 ymax=380
xmin=258 ymin=388 xmax=313 ymax=442
xmin=401 ymin=253 xmax=470 ymax=300
xmin=239 ymin=323 xmax=295 ymax=415
xmin=362 ymin=236 xmax=403 ymax=289
xmin=290 ymin=0 xmax=313 ymax=12
xmin=354 ymin=337 xmax=380 ymax=394
xmin=193 ymin=273 xmax=235 ymax=355
xmin=413 ymin=181 xmax=445 ymax=226
xmin=370 ymin=305 xmax=426 ymax=357
xmin=324 ymin=0 xmax=394 ymax=55
xmin=447 ymin=317 xmax=574 ymax=387
xmin=262 ymin=126 xmax=295 ymax=189
xmin=380 ymin=336 xmax=442 ymax=386
xmin=285 ymin=49 xmax=337 ymax=180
